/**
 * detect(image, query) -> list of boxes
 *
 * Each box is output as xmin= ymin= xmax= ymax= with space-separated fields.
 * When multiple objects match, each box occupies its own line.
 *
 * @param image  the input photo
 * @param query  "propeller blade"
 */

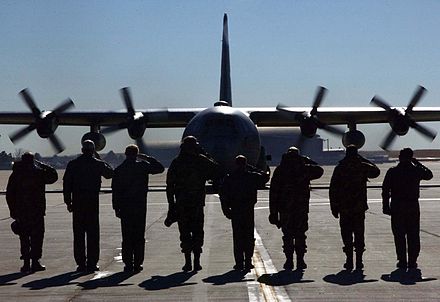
xmin=408 ymin=120 xmax=437 ymax=141
xmin=294 ymin=134 xmax=307 ymax=151
xmin=370 ymin=96 xmax=392 ymax=111
xmin=48 ymin=134 xmax=65 ymax=154
xmin=19 ymin=89 xmax=41 ymax=116
xmin=9 ymin=124 xmax=37 ymax=143
xmin=120 ymin=87 xmax=135 ymax=116
xmin=51 ymin=98 xmax=75 ymax=115
xmin=380 ymin=130 xmax=397 ymax=150
xmin=407 ymin=85 xmax=427 ymax=112
xmin=312 ymin=86 xmax=327 ymax=113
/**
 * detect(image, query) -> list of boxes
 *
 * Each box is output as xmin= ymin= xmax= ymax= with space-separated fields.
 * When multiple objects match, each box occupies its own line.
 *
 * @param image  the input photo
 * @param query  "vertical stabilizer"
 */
xmin=220 ymin=13 xmax=232 ymax=106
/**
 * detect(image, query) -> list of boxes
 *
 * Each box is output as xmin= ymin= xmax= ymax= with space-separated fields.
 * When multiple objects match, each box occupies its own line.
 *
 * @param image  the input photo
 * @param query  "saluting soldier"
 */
xmin=269 ymin=147 xmax=323 ymax=270
xmin=6 ymin=152 xmax=58 ymax=273
xmin=220 ymin=155 xmax=269 ymax=271
xmin=166 ymin=136 xmax=219 ymax=272
xmin=329 ymin=145 xmax=380 ymax=271
xmin=112 ymin=144 xmax=164 ymax=273
xmin=382 ymin=148 xmax=433 ymax=270
xmin=63 ymin=140 xmax=114 ymax=273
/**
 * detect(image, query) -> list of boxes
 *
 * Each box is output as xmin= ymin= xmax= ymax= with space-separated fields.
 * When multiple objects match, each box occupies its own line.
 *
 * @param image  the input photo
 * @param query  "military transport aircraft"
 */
xmin=0 ymin=14 xmax=439 ymax=172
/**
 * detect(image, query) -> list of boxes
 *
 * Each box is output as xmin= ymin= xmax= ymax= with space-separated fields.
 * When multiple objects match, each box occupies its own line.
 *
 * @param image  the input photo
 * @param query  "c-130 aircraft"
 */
xmin=0 ymin=14 xmax=439 ymax=173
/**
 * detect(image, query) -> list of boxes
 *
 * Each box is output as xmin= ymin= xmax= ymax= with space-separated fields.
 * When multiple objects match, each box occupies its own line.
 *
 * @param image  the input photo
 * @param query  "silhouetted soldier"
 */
xmin=63 ymin=140 xmax=114 ymax=272
xmin=6 ymin=152 xmax=58 ymax=273
xmin=382 ymin=148 xmax=433 ymax=270
xmin=220 ymin=155 xmax=269 ymax=271
xmin=329 ymin=145 xmax=380 ymax=270
xmin=269 ymin=147 xmax=323 ymax=270
xmin=112 ymin=145 xmax=164 ymax=273
xmin=166 ymin=136 xmax=219 ymax=271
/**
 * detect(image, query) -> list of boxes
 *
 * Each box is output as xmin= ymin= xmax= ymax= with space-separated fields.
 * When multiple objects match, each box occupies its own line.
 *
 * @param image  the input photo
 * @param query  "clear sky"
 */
xmin=0 ymin=0 xmax=440 ymax=155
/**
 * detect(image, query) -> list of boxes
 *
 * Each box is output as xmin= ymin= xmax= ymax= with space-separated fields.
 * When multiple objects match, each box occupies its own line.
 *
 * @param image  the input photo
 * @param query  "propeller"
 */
xmin=276 ymin=86 xmax=344 ymax=148
xmin=101 ymin=87 xmax=149 ymax=153
xmin=9 ymin=89 xmax=74 ymax=154
xmin=370 ymin=85 xmax=437 ymax=150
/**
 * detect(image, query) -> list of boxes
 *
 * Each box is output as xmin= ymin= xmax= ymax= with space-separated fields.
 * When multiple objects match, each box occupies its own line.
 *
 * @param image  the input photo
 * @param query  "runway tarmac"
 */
xmin=1 ymin=162 xmax=440 ymax=301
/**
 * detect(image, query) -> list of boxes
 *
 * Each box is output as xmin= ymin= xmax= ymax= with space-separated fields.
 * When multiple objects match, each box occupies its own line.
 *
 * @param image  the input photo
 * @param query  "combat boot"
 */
xmin=193 ymin=252 xmax=202 ymax=271
xmin=343 ymin=252 xmax=354 ymax=271
xmin=283 ymin=254 xmax=294 ymax=270
xmin=20 ymin=259 xmax=31 ymax=273
xmin=355 ymin=252 xmax=364 ymax=270
xmin=296 ymin=253 xmax=307 ymax=270
xmin=182 ymin=252 xmax=192 ymax=272
xmin=31 ymin=260 xmax=46 ymax=272
xmin=244 ymin=258 xmax=254 ymax=271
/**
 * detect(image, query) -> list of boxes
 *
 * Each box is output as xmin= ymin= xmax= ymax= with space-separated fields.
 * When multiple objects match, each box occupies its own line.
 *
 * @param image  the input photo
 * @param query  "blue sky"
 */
xmin=0 ymin=0 xmax=439 ymax=155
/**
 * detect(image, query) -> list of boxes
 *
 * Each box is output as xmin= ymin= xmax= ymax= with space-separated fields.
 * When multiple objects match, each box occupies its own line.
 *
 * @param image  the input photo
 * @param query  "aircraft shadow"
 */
xmin=258 ymin=269 xmax=314 ymax=286
xmin=381 ymin=268 xmax=436 ymax=285
xmin=22 ymin=271 xmax=87 ymax=290
xmin=78 ymin=271 xmax=134 ymax=290
xmin=203 ymin=270 xmax=252 ymax=285
xmin=323 ymin=270 xmax=378 ymax=286
xmin=139 ymin=271 xmax=197 ymax=290
xmin=0 ymin=272 xmax=28 ymax=286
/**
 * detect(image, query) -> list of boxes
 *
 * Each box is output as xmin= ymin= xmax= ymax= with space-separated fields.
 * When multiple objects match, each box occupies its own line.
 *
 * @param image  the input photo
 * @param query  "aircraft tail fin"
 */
xmin=219 ymin=13 xmax=232 ymax=106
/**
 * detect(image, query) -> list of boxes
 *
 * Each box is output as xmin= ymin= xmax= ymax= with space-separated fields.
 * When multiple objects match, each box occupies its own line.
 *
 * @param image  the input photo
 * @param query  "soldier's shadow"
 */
xmin=258 ymin=269 xmax=314 ymax=286
xmin=78 ymin=271 xmax=134 ymax=290
xmin=22 ymin=271 xmax=87 ymax=290
xmin=203 ymin=270 xmax=252 ymax=285
xmin=323 ymin=270 xmax=378 ymax=286
xmin=139 ymin=271 xmax=197 ymax=290
xmin=0 ymin=272 xmax=28 ymax=286
xmin=381 ymin=268 xmax=436 ymax=285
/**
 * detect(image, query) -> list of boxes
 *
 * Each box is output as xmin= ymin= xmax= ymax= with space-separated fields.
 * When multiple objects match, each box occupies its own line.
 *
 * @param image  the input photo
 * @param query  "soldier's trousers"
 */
xmin=281 ymin=212 xmax=308 ymax=255
xmin=177 ymin=205 xmax=204 ymax=254
xmin=339 ymin=212 xmax=365 ymax=253
xmin=73 ymin=210 xmax=100 ymax=267
xmin=231 ymin=210 xmax=255 ymax=264
xmin=120 ymin=208 xmax=147 ymax=267
xmin=19 ymin=216 xmax=45 ymax=261
xmin=391 ymin=209 xmax=420 ymax=264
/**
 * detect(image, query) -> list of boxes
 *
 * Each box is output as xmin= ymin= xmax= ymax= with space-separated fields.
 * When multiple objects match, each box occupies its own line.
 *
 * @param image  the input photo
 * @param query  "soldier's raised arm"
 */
xmin=36 ymin=160 xmax=58 ymax=184
xmin=137 ymin=153 xmax=165 ymax=175
xmin=412 ymin=158 xmax=433 ymax=181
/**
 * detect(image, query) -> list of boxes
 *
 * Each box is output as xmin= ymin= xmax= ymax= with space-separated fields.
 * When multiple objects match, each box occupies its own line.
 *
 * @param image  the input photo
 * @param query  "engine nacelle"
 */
xmin=342 ymin=130 xmax=366 ymax=149
xmin=299 ymin=118 xmax=318 ymax=138
xmin=36 ymin=113 xmax=58 ymax=138
xmin=81 ymin=132 xmax=106 ymax=151
xmin=127 ymin=119 xmax=147 ymax=139
xmin=390 ymin=114 xmax=409 ymax=136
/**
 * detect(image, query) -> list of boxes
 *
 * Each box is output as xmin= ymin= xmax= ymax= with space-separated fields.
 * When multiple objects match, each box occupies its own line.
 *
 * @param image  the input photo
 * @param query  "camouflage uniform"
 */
xmin=63 ymin=154 xmax=114 ymax=270
xmin=167 ymin=152 xmax=219 ymax=255
xmin=382 ymin=157 xmax=432 ymax=268
xmin=329 ymin=151 xmax=379 ymax=269
xmin=269 ymin=153 xmax=323 ymax=269
xmin=112 ymin=155 xmax=164 ymax=270
xmin=220 ymin=165 xmax=269 ymax=269
xmin=6 ymin=158 xmax=58 ymax=268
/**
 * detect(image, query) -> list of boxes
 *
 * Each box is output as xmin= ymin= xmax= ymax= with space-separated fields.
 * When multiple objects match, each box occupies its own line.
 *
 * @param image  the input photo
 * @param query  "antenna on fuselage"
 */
xmin=219 ymin=13 xmax=232 ymax=106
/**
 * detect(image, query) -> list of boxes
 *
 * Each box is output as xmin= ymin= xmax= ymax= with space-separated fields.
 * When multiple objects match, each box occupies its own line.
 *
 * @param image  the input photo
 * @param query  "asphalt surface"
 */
xmin=1 ymin=162 xmax=440 ymax=301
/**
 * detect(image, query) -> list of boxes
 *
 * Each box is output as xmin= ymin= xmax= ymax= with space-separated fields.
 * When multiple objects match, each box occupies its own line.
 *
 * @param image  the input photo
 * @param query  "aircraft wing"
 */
xmin=2 ymin=107 xmax=440 ymax=128
xmin=246 ymin=107 xmax=440 ymax=126
xmin=0 ymin=108 xmax=203 ymax=128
